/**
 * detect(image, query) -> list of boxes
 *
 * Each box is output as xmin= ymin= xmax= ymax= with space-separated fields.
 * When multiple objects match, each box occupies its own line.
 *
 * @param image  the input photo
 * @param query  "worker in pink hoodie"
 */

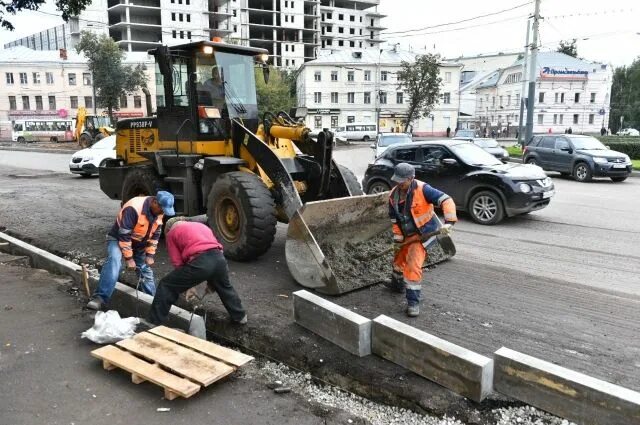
xmin=148 ymin=216 xmax=247 ymax=326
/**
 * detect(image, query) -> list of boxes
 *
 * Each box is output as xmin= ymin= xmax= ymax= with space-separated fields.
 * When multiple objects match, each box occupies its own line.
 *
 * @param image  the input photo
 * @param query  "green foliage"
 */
xmin=0 ymin=0 xmax=92 ymax=30
xmin=75 ymin=31 xmax=148 ymax=120
xmin=609 ymin=58 xmax=640 ymax=133
xmin=396 ymin=54 xmax=442 ymax=133
xmin=557 ymin=39 xmax=578 ymax=58
xmin=254 ymin=66 xmax=296 ymax=118
xmin=506 ymin=145 xmax=523 ymax=157
xmin=596 ymin=137 xmax=640 ymax=159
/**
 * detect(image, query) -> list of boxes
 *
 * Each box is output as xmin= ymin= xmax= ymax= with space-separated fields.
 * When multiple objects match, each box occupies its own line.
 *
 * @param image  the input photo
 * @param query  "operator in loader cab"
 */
xmin=387 ymin=163 xmax=457 ymax=317
xmin=86 ymin=191 xmax=175 ymax=310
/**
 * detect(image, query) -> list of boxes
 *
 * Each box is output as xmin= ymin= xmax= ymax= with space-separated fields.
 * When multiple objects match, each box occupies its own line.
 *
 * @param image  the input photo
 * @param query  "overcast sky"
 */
xmin=1 ymin=0 xmax=638 ymax=66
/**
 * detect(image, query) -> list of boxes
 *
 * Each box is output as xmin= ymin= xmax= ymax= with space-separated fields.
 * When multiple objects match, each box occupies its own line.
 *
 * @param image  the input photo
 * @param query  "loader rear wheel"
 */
xmin=121 ymin=167 xmax=166 ymax=204
xmin=208 ymin=171 xmax=277 ymax=261
xmin=79 ymin=134 xmax=92 ymax=148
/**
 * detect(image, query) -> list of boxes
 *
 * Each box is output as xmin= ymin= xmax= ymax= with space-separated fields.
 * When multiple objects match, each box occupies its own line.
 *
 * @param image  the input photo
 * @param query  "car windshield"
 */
xmin=91 ymin=136 xmax=116 ymax=150
xmin=473 ymin=138 xmax=499 ymax=148
xmin=570 ymin=136 xmax=607 ymax=150
xmin=450 ymin=142 xmax=502 ymax=166
xmin=378 ymin=134 xmax=412 ymax=147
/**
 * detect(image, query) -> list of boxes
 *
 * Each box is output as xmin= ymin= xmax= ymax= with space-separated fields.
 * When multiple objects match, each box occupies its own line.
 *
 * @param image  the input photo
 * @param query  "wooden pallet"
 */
xmin=91 ymin=325 xmax=254 ymax=400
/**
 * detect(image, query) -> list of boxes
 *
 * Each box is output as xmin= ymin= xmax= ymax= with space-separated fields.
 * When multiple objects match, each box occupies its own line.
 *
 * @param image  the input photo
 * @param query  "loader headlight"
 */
xmin=259 ymin=53 xmax=269 ymax=63
xmin=202 ymin=45 xmax=214 ymax=55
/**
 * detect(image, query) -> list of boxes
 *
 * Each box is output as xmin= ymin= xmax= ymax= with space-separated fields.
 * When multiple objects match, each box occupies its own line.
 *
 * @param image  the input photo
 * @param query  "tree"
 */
xmin=396 ymin=54 xmax=442 ymax=133
xmin=75 ymin=31 xmax=148 ymax=121
xmin=254 ymin=66 xmax=296 ymax=118
xmin=557 ymin=39 xmax=578 ymax=58
xmin=609 ymin=58 xmax=640 ymax=133
xmin=1 ymin=0 xmax=91 ymax=30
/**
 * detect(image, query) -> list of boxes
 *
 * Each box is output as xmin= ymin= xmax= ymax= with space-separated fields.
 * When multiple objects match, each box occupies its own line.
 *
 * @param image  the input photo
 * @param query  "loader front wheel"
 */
xmin=329 ymin=165 xmax=364 ymax=198
xmin=208 ymin=172 xmax=277 ymax=261
xmin=121 ymin=167 xmax=166 ymax=203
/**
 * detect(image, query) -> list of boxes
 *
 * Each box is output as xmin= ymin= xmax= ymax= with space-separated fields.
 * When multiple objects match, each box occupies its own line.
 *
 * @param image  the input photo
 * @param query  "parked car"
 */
xmin=523 ymin=134 xmax=632 ymax=182
xmin=69 ymin=135 xmax=116 ymax=177
xmin=362 ymin=140 xmax=554 ymax=224
xmin=334 ymin=123 xmax=377 ymax=142
xmin=617 ymin=128 xmax=639 ymax=137
xmin=468 ymin=138 xmax=509 ymax=161
xmin=371 ymin=132 xmax=413 ymax=157
xmin=453 ymin=129 xmax=478 ymax=140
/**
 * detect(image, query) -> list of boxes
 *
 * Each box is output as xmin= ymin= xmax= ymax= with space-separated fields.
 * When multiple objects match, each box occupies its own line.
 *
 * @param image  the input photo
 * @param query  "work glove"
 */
xmin=440 ymin=223 xmax=454 ymax=236
xmin=145 ymin=256 xmax=155 ymax=266
xmin=125 ymin=258 xmax=136 ymax=271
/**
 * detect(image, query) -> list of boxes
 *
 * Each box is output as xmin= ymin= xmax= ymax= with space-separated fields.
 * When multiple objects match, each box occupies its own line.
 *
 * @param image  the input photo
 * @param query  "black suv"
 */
xmin=523 ymin=134 xmax=632 ymax=182
xmin=362 ymin=140 xmax=555 ymax=225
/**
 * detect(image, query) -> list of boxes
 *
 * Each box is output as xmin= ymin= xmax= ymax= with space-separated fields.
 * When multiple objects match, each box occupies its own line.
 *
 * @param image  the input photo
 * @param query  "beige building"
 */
xmin=0 ymin=46 xmax=155 ymax=140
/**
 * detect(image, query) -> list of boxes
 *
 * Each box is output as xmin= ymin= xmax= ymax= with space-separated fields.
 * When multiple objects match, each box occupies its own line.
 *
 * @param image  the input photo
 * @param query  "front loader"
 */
xmin=98 ymin=40 xmax=455 ymax=296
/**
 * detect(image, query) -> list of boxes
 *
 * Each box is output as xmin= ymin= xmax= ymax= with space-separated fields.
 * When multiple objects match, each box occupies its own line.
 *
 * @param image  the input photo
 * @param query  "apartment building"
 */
xmin=4 ymin=0 xmax=385 ymax=67
xmin=297 ymin=47 xmax=462 ymax=136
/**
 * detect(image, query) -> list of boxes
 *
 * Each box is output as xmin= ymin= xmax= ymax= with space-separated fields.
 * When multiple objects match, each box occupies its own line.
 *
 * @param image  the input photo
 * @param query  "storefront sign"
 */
xmin=113 ymin=111 xmax=145 ymax=118
xmin=307 ymin=108 xmax=340 ymax=115
xmin=8 ymin=110 xmax=60 ymax=118
xmin=540 ymin=67 xmax=588 ymax=80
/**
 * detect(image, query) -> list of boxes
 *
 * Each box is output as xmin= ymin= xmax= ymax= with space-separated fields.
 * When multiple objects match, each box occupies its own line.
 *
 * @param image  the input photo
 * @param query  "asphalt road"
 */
xmin=0 ymin=146 xmax=639 ymax=402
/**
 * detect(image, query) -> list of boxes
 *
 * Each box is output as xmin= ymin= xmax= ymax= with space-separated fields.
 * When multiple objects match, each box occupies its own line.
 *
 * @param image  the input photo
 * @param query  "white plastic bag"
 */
xmin=81 ymin=310 xmax=140 ymax=344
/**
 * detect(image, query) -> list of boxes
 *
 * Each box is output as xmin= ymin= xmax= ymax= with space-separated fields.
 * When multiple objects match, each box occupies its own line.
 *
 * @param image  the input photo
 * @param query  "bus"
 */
xmin=12 ymin=119 xmax=74 ymax=143
xmin=334 ymin=123 xmax=378 ymax=141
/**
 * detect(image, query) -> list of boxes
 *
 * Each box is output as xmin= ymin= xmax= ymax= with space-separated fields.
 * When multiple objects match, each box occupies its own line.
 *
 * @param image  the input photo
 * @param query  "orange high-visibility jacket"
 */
xmin=108 ymin=196 xmax=164 ymax=260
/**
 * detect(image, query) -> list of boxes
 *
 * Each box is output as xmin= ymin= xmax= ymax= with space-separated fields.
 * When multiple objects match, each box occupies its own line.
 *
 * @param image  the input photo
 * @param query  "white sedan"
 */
xmin=69 ymin=135 xmax=116 ymax=177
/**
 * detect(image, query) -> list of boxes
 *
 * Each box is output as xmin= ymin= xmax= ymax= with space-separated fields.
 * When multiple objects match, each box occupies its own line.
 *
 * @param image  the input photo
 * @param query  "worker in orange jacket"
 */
xmin=387 ymin=163 xmax=457 ymax=317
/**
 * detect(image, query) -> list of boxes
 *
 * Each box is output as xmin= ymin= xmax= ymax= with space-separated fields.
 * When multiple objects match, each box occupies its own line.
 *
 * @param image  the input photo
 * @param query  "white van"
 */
xmin=335 ymin=123 xmax=377 ymax=141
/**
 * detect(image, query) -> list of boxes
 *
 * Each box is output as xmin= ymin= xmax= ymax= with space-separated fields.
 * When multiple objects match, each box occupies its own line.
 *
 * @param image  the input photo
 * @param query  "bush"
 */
xmin=596 ymin=137 xmax=640 ymax=159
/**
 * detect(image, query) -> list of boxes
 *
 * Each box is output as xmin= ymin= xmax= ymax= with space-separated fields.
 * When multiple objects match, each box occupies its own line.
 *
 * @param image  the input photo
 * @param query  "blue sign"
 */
xmin=598 ymin=108 xmax=606 ymax=116
xmin=540 ymin=67 xmax=588 ymax=79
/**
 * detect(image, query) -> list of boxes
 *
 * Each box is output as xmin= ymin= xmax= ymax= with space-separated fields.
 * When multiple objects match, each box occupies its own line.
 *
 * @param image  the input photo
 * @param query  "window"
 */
xmin=314 ymin=116 xmax=322 ymax=129
xmin=46 ymin=72 xmax=54 ymax=84
xmin=32 ymin=72 xmax=41 ymax=84
xmin=83 ymin=96 xmax=92 ymax=108
xmin=68 ymin=73 xmax=76 ymax=85
xmin=338 ymin=40 xmax=343 ymax=47
xmin=234 ymin=25 xmax=237 ymax=32
xmin=134 ymin=96 xmax=142 ymax=108
xmin=48 ymin=96 xmax=56 ymax=110
xmin=338 ymin=27 xmax=343 ymax=33
xmin=379 ymin=91 xmax=387 ymax=104
xmin=444 ymin=72 xmax=451 ymax=83
xmin=349 ymin=41 xmax=355 ymax=47
xmin=516 ymin=93 xmax=520 ymax=105
xmin=83 ymin=73 xmax=91 ymax=85
xmin=574 ymin=93 xmax=580 ymax=103
xmin=314 ymin=92 xmax=322 ymax=103
xmin=380 ymin=71 xmax=388 ymax=81
xmin=364 ymin=92 xmax=371 ymax=104
xmin=338 ymin=13 xmax=343 ymax=20
xmin=326 ymin=12 xmax=332 ymax=19
xmin=347 ymin=92 xmax=355 ymax=103
xmin=559 ymin=114 xmax=564 ymax=124
xmin=347 ymin=71 xmax=354 ymax=81
xmin=553 ymin=114 xmax=558 ymax=124
xmin=285 ymin=45 xmax=289 ymax=52
xmin=560 ymin=93 xmax=565 ymax=103
xmin=172 ymin=30 xmax=177 ymax=38
xmin=314 ymin=71 xmax=321 ymax=81
xmin=350 ymin=15 xmax=355 ymax=22
xmin=331 ymin=71 xmax=338 ymax=81
xmin=541 ymin=137 xmax=555 ymax=149
xmin=179 ymin=13 xmax=183 ymax=21
xmin=186 ymin=0 xmax=189 ymax=4
xmin=233 ymin=9 xmax=236 ymax=17
xmin=507 ymin=94 xmax=511 ymax=105
xmin=396 ymin=92 xmax=403 ymax=104
xmin=330 ymin=92 xmax=338 ymax=103
xmin=492 ymin=96 xmax=496 ymax=107
xmin=285 ymin=0 xmax=288 ymax=6
xmin=70 ymin=96 xmax=78 ymax=108
xmin=443 ymin=92 xmax=450 ymax=104
xmin=187 ymin=31 xmax=191 ymax=39
xmin=364 ymin=70 xmax=371 ymax=81
xmin=9 ymin=96 xmax=16 ymax=110
xmin=120 ymin=95 xmax=128 ymax=108
xmin=187 ymin=14 xmax=191 ymax=22
xmin=590 ymin=93 xmax=596 ymax=103
xmin=35 ymin=96 xmax=43 ymax=110
xmin=180 ymin=30 xmax=184 ymax=39
xmin=537 ymin=114 xmax=543 ymax=125
xmin=6 ymin=72 xmax=14 ymax=84
xmin=171 ymin=12 xmax=175 ymax=20
xmin=554 ymin=93 xmax=559 ymax=103
xmin=19 ymin=72 xmax=27 ymax=84
xmin=22 ymin=96 xmax=30 ymax=109
xmin=291 ymin=15 xmax=294 ymax=23
xmin=394 ymin=148 xmax=417 ymax=162
xmin=573 ymin=114 xmax=579 ymax=124
xmin=291 ymin=45 xmax=295 ymax=52
xmin=538 ymin=92 xmax=545 ymax=103
xmin=350 ymin=28 xmax=355 ymax=35
xmin=555 ymin=138 xmax=570 ymax=150
xmin=422 ymin=146 xmax=452 ymax=165
xmin=589 ymin=114 xmax=595 ymax=124
xmin=499 ymin=96 xmax=503 ymax=106
xmin=331 ymin=116 xmax=338 ymax=128
xmin=347 ymin=116 xmax=355 ymax=123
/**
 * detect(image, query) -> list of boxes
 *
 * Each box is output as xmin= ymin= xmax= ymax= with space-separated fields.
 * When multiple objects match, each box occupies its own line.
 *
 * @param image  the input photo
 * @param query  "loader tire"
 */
xmin=336 ymin=165 xmax=364 ymax=196
xmin=79 ymin=133 xmax=92 ymax=148
xmin=121 ymin=167 xmax=166 ymax=204
xmin=208 ymin=171 xmax=277 ymax=261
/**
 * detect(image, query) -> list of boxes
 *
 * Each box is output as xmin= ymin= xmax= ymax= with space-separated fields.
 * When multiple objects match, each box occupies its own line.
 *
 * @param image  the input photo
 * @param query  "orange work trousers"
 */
xmin=392 ymin=235 xmax=426 ymax=290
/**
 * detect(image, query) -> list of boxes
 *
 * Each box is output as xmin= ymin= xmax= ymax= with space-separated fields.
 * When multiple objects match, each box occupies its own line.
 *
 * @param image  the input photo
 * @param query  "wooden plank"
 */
xmin=91 ymin=345 xmax=200 ymax=399
xmin=149 ymin=326 xmax=254 ymax=367
xmin=117 ymin=332 xmax=235 ymax=386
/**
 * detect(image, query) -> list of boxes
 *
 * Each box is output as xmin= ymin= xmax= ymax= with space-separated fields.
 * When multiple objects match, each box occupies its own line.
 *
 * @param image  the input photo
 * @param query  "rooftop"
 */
xmin=0 ymin=46 xmax=153 ymax=65
xmin=308 ymin=48 xmax=461 ymax=67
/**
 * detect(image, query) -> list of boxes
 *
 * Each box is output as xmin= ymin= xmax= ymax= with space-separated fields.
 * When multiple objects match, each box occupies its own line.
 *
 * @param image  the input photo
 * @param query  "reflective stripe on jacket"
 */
xmin=108 ymin=196 xmax=163 ymax=260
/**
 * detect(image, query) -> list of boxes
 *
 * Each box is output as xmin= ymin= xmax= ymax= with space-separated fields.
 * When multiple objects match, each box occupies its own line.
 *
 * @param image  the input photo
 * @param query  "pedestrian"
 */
xmin=491 ymin=129 xmax=496 ymax=138
xmin=548 ymin=128 xmax=552 ymax=134
xmin=568 ymin=127 xmax=573 ymax=134
xmin=600 ymin=127 xmax=606 ymax=136
xmin=385 ymin=163 xmax=457 ymax=317
xmin=148 ymin=217 xmax=247 ymax=326
xmin=515 ymin=130 xmax=519 ymax=139
xmin=446 ymin=126 xmax=451 ymax=138
xmin=87 ymin=191 xmax=175 ymax=310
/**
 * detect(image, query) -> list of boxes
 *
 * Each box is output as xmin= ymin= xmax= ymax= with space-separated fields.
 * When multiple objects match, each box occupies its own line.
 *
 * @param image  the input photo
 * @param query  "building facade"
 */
xmin=4 ymin=0 xmax=385 ymax=68
xmin=297 ymin=47 xmax=462 ymax=136
xmin=0 ymin=46 xmax=155 ymax=140
xmin=474 ymin=52 xmax=612 ymax=136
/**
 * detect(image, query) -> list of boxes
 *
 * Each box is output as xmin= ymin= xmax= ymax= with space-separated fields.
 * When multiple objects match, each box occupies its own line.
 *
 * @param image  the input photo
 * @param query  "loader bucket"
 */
xmin=285 ymin=192 xmax=456 ymax=296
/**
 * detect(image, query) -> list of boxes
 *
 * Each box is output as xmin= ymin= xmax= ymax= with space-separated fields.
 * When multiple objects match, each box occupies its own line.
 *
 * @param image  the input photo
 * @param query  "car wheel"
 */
xmin=79 ymin=173 xmax=93 ymax=178
xmin=17 ymin=137 xmax=25 ymax=144
xmin=611 ymin=177 xmax=627 ymax=182
xmin=367 ymin=180 xmax=391 ymax=194
xmin=525 ymin=157 xmax=538 ymax=166
xmin=363 ymin=135 xmax=370 ymax=142
xmin=469 ymin=190 xmax=505 ymax=225
xmin=573 ymin=162 xmax=592 ymax=182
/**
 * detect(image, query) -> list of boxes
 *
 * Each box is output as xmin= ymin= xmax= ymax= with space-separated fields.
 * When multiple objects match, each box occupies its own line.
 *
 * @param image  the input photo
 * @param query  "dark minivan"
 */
xmin=362 ymin=140 xmax=554 ymax=225
xmin=523 ymin=134 xmax=632 ymax=182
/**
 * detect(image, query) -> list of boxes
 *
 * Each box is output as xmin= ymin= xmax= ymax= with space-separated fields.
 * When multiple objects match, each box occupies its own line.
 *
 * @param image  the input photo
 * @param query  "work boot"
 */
xmin=406 ymin=305 xmax=420 ymax=317
xmin=383 ymin=275 xmax=404 ymax=293
xmin=234 ymin=315 xmax=248 ymax=325
xmin=86 ymin=296 xmax=105 ymax=311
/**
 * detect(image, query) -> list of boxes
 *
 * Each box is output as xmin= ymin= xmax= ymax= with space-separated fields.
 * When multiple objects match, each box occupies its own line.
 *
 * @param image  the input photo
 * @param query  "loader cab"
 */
xmin=151 ymin=41 xmax=268 ymax=143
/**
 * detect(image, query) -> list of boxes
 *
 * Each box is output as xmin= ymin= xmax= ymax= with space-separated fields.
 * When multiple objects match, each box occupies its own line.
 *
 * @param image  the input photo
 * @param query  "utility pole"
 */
xmin=524 ymin=0 xmax=541 ymax=145
xmin=517 ymin=18 xmax=531 ymax=146
xmin=375 ymin=49 xmax=382 ymax=132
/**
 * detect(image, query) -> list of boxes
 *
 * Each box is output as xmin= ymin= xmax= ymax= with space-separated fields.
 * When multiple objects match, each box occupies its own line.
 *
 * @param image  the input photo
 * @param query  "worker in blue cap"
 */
xmin=87 ymin=191 xmax=175 ymax=310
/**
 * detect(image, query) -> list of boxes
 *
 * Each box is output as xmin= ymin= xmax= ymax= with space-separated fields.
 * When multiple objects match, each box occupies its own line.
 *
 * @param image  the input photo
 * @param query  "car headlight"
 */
xmin=624 ymin=155 xmax=631 ymax=163
xmin=593 ymin=157 xmax=607 ymax=164
xmin=503 ymin=149 xmax=509 ymax=158
xmin=518 ymin=183 xmax=532 ymax=193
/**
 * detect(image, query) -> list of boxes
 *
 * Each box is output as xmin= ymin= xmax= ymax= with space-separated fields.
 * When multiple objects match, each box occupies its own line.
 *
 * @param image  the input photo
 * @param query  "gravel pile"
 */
xmin=493 ymin=406 xmax=577 ymax=425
